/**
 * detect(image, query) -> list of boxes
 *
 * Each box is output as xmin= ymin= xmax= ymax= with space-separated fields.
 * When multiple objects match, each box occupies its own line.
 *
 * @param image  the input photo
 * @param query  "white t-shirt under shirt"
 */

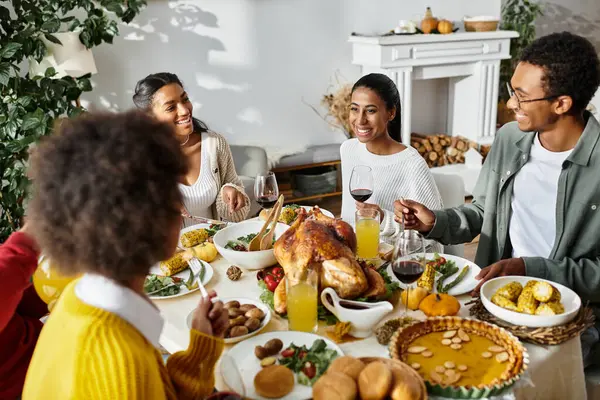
xmin=179 ymin=136 xmax=219 ymax=228
xmin=509 ymin=134 xmax=573 ymax=258
xmin=340 ymin=139 xmax=443 ymax=250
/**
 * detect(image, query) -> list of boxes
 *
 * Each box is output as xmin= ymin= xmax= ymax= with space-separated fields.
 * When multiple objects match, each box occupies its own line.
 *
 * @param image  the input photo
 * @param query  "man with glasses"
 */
xmin=395 ymin=31 xmax=600 ymax=366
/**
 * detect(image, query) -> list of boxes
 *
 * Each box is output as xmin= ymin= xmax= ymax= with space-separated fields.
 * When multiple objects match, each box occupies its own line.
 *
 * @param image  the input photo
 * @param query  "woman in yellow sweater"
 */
xmin=22 ymin=111 xmax=229 ymax=399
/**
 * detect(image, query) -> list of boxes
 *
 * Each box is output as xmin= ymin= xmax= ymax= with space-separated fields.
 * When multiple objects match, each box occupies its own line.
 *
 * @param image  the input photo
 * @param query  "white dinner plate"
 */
xmin=223 ymin=331 xmax=343 ymax=400
xmin=186 ymin=297 xmax=272 ymax=344
xmin=147 ymin=258 xmax=213 ymax=300
xmin=386 ymin=253 xmax=482 ymax=296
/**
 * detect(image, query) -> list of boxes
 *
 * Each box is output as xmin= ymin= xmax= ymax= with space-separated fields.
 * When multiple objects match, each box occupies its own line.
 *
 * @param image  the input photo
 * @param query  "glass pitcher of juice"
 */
xmin=355 ymin=209 xmax=380 ymax=259
xmin=286 ymin=267 xmax=318 ymax=333
xmin=33 ymin=256 xmax=77 ymax=312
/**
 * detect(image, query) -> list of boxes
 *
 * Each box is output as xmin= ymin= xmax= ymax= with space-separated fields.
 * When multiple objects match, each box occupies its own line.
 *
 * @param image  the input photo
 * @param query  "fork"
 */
xmin=187 ymin=257 xmax=222 ymax=303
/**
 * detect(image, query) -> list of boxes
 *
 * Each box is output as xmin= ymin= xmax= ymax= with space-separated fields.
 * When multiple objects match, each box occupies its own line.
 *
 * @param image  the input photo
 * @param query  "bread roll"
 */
xmin=327 ymin=356 xmax=366 ymax=380
xmin=254 ymin=365 xmax=294 ymax=398
xmin=313 ymin=371 xmax=357 ymax=400
xmin=358 ymin=361 xmax=393 ymax=400
xmin=389 ymin=366 xmax=423 ymax=400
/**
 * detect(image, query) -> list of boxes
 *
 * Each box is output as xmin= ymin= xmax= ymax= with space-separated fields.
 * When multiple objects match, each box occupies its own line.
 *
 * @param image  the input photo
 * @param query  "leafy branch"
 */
xmin=0 ymin=0 xmax=146 ymax=241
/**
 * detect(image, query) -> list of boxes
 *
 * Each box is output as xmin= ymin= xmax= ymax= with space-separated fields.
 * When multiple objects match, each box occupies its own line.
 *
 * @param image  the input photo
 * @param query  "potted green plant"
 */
xmin=0 ymin=0 xmax=146 ymax=241
xmin=497 ymin=0 xmax=543 ymax=124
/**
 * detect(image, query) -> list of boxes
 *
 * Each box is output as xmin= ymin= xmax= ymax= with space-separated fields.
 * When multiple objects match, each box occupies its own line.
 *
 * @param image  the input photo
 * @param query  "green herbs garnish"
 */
xmin=144 ymin=274 xmax=184 ymax=297
xmin=225 ymin=231 xmax=276 ymax=251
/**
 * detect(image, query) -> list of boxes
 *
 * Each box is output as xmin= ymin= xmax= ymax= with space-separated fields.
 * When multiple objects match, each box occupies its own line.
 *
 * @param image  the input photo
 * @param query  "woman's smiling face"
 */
xmin=349 ymin=87 xmax=395 ymax=143
xmin=151 ymin=83 xmax=194 ymax=138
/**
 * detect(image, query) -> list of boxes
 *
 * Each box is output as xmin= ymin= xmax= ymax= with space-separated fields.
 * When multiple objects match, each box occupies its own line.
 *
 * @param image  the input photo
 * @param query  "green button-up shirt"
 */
xmin=429 ymin=112 xmax=600 ymax=305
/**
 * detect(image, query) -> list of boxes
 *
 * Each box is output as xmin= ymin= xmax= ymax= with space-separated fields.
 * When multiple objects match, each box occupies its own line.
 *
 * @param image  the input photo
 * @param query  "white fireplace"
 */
xmin=348 ymin=31 xmax=519 ymax=146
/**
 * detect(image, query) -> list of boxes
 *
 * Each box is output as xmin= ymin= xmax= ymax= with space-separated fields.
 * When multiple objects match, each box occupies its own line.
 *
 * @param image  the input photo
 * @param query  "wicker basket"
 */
xmin=292 ymin=167 xmax=337 ymax=197
xmin=464 ymin=20 xmax=499 ymax=32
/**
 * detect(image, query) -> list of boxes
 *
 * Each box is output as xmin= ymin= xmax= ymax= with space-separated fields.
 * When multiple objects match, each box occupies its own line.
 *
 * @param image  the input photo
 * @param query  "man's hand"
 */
xmin=393 ymin=198 xmax=436 ymax=233
xmin=222 ymin=186 xmax=246 ymax=213
xmin=355 ymin=201 xmax=384 ymax=223
xmin=472 ymin=258 xmax=526 ymax=295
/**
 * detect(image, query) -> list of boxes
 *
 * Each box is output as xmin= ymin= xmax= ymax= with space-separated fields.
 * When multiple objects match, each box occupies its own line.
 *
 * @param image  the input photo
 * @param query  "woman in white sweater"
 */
xmin=341 ymin=73 xmax=442 ymax=249
xmin=133 ymin=73 xmax=249 ymax=227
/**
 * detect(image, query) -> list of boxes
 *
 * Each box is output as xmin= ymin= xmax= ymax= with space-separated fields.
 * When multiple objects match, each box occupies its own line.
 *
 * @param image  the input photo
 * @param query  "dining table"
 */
xmin=154 ymin=253 xmax=587 ymax=400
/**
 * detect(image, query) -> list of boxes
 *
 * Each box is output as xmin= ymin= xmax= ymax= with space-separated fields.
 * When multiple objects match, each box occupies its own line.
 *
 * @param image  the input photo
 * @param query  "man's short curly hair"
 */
xmin=520 ymin=31 xmax=600 ymax=114
xmin=27 ymin=110 xmax=188 ymax=282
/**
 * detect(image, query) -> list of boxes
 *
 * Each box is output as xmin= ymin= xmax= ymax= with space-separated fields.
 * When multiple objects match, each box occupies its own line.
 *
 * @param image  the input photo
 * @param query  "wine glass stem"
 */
xmin=404 ymin=285 xmax=410 ymax=316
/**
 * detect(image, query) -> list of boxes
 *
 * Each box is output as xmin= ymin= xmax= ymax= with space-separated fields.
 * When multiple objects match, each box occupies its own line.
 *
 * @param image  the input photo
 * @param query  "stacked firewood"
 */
xmin=411 ymin=133 xmax=490 ymax=167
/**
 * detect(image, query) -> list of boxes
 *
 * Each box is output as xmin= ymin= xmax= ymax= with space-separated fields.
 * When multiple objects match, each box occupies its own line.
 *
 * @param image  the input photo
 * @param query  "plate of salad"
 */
xmin=145 ymin=259 xmax=214 ymax=300
xmin=223 ymin=331 xmax=342 ymax=400
xmin=386 ymin=253 xmax=481 ymax=296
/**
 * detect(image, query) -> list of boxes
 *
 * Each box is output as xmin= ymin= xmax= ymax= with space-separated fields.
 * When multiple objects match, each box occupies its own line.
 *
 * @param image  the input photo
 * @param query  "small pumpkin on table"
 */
xmin=419 ymin=293 xmax=461 ymax=317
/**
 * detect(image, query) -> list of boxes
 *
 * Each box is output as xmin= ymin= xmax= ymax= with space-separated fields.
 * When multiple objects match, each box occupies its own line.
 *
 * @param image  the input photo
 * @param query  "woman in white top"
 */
xmin=133 ymin=73 xmax=249 ymax=227
xmin=341 ymin=73 xmax=443 ymax=249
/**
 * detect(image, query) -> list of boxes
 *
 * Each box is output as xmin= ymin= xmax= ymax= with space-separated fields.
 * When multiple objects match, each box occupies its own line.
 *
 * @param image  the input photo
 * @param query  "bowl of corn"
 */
xmin=480 ymin=276 xmax=581 ymax=327
xmin=212 ymin=220 xmax=289 ymax=270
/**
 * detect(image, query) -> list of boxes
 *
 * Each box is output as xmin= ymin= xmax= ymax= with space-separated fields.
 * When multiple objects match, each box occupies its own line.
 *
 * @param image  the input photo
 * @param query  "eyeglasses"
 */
xmin=506 ymin=83 xmax=558 ymax=110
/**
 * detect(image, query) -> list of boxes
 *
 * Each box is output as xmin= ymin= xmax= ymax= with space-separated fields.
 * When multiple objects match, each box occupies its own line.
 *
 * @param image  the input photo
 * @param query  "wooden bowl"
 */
xmin=464 ymin=20 xmax=499 ymax=32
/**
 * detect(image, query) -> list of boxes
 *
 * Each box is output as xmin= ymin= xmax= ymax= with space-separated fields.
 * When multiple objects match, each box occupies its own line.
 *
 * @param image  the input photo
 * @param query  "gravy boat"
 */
xmin=321 ymin=287 xmax=393 ymax=338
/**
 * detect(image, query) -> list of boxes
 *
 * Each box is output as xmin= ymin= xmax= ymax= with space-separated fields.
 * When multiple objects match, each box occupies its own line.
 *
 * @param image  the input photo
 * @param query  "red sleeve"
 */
xmin=0 ymin=232 xmax=40 ymax=332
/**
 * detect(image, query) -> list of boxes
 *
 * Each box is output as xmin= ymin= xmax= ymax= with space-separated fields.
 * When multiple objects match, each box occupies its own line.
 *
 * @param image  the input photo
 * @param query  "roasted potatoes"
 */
xmin=229 ymin=316 xmax=247 ymax=327
xmin=228 ymin=308 xmax=245 ymax=318
xmin=224 ymin=300 xmax=241 ymax=309
xmin=224 ymin=302 xmax=266 ymax=339
xmin=264 ymin=338 xmax=283 ymax=354
xmin=239 ymin=304 xmax=257 ymax=313
xmin=246 ymin=308 xmax=266 ymax=321
xmin=229 ymin=326 xmax=249 ymax=338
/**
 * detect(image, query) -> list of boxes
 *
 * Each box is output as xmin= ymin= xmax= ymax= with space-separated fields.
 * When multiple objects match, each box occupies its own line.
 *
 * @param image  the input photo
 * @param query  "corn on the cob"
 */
xmin=417 ymin=263 xmax=436 ymax=292
xmin=532 ymin=281 xmax=554 ymax=302
xmin=524 ymin=280 xmax=538 ymax=291
xmin=180 ymin=228 xmax=209 ymax=248
xmin=548 ymin=286 xmax=561 ymax=303
xmin=491 ymin=293 xmax=519 ymax=312
xmin=278 ymin=207 xmax=297 ymax=225
xmin=535 ymin=301 xmax=565 ymax=316
xmin=495 ymin=282 xmax=523 ymax=302
xmin=159 ymin=252 xmax=188 ymax=276
xmin=517 ymin=286 xmax=539 ymax=314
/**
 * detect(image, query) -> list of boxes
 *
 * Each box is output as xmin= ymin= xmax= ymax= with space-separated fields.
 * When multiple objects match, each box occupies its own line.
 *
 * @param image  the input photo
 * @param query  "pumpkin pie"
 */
xmin=390 ymin=317 xmax=528 ymax=398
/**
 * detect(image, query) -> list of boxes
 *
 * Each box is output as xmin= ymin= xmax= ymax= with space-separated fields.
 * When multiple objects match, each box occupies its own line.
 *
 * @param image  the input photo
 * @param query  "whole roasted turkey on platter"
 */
xmin=272 ymin=207 xmax=386 ymax=314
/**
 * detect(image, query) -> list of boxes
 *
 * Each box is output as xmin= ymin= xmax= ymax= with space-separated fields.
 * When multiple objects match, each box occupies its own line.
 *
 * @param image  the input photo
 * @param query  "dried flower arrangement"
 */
xmin=305 ymin=72 xmax=354 ymax=138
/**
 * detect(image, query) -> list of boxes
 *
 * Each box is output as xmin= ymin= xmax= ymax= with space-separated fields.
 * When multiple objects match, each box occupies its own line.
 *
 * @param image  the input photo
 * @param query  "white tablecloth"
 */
xmin=154 ymin=255 xmax=587 ymax=399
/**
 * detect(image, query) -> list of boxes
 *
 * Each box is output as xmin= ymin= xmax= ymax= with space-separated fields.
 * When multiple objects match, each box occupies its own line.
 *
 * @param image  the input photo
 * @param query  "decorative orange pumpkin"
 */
xmin=419 ymin=293 xmax=461 ymax=317
xmin=401 ymin=287 xmax=429 ymax=310
xmin=420 ymin=7 xmax=438 ymax=34
xmin=437 ymin=19 xmax=454 ymax=34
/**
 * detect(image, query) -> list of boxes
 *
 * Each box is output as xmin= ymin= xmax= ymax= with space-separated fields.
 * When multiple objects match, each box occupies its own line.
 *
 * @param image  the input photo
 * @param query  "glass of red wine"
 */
xmin=391 ymin=230 xmax=425 ymax=316
xmin=350 ymin=165 xmax=374 ymax=202
xmin=254 ymin=171 xmax=279 ymax=210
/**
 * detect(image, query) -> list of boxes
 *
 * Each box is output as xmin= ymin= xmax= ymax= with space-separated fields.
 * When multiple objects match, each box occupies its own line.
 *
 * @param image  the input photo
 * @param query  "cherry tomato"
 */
xmin=298 ymin=350 xmax=307 ymax=359
xmin=302 ymin=362 xmax=316 ymax=379
xmin=271 ymin=267 xmax=284 ymax=278
xmin=281 ymin=348 xmax=295 ymax=358
xmin=264 ymin=275 xmax=279 ymax=292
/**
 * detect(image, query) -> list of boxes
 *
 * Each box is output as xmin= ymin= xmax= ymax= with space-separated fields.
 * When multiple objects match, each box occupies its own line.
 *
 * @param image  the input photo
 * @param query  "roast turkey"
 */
xmin=273 ymin=207 xmax=370 ymax=313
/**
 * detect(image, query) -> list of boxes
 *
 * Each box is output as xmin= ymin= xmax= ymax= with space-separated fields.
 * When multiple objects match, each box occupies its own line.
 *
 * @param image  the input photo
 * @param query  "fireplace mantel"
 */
xmin=349 ymin=31 xmax=519 ymax=146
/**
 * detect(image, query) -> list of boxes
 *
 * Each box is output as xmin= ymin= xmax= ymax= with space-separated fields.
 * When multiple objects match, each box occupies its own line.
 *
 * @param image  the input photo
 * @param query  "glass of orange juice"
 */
xmin=355 ymin=209 xmax=380 ymax=260
xmin=286 ymin=267 xmax=318 ymax=333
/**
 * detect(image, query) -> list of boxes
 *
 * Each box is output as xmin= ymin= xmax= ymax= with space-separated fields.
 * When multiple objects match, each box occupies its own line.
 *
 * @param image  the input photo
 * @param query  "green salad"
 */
xmin=278 ymin=339 xmax=339 ymax=386
xmin=225 ymin=232 xmax=276 ymax=251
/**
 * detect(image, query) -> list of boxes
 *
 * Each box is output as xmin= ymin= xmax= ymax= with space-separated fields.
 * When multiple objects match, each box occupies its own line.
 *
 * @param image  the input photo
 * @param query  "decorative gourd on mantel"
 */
xmin=420 ymin=7 xmax=438 ymax=34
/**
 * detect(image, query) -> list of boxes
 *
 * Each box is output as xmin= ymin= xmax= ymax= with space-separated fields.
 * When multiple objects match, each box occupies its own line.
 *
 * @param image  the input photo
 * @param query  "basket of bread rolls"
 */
xmin=312 ymin=356 xmax=427 ymax=400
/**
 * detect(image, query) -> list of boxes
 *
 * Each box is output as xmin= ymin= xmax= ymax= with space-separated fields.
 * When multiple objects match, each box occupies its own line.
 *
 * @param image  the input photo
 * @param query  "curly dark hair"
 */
xmin=27 ymin=111 xmax=188 ymax=283
xmin=520 ymin=31 xmax=600 ymax=114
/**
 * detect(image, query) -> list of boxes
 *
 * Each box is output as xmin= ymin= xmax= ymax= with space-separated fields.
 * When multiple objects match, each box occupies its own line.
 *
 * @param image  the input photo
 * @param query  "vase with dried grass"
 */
xmin=304 ymin=72 xmax=354 ymax=138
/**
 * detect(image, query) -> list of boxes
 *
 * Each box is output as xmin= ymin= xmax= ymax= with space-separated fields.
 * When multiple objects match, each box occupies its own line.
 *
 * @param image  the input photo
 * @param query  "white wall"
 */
xmin=85 ymin=0 xmax=501 ymax=152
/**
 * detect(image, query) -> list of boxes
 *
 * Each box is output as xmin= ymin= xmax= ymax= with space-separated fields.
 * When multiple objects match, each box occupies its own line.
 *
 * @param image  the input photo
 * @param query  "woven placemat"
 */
xmin=467 ymin=298 xmax=595 ymax=345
